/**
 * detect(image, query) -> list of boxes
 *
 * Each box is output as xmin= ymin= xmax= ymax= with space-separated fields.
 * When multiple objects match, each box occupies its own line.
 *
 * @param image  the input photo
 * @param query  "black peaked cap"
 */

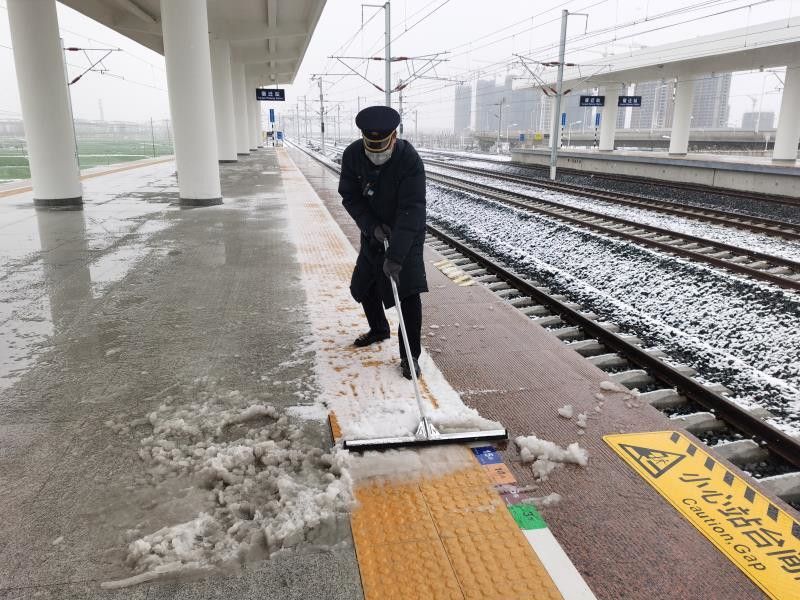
xmin=355 ymin=106 xmax=401 ymax=140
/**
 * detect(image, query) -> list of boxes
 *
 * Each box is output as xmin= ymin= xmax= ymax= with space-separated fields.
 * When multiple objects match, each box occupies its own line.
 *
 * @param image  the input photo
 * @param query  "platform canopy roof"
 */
xmin=58 ymin=0 xmax=326 ymax=84
xmin=532 ymin=17 xmax=800 ymax=91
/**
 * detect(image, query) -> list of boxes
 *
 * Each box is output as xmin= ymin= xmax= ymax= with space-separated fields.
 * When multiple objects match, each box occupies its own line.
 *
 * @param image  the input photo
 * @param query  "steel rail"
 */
xmin=427 ymin=223 xmax=800 ymax=469
xmin=419 ymin=150 xmax=800 ymax=209
xmin=424 ymin=158 xmax=800 ymax=240
xmin=429 ymin=172 xmax=800 ymax=292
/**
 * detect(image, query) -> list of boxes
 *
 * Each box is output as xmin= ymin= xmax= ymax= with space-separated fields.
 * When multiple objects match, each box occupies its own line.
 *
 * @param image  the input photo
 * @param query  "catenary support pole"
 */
xmin=210 ymin=38 xmax=238 ymax=162
xmin=303 ymin=96 xmax=309 ymax=141
xmin=6 ymin=0 xmax=82 ymax=207
xmin=231 ymin=62 xmax=250 ymax=156
xmin=549 ymin=9 xmax=568 ymax=180
xmin=598 ymin=86 xmax=620 ymax=151
xmin=669 ymin=77 xmax=694 ymax=156
xmin=384 ymin=1 xmax=391 ymax=107
xmin=317 ymin=77 xmax=326 ymax=155
xmin=773 ymin=64 xmax=800 ymax=162
xmin=161 ymin=0 xmax=221 ymax=205
xmin=496 ymin=97 xmax=505 ymax=153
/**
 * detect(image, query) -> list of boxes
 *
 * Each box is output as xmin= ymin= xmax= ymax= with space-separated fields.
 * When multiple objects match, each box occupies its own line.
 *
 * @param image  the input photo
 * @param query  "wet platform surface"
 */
xmin=0 ymin=151 xmax=362 ymax=599
xmin=289 ymin=146 xmax=775 ymax=600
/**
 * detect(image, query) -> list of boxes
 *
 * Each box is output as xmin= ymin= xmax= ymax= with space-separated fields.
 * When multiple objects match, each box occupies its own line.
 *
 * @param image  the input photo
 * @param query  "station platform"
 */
xmin=511 ymin=147 xmax=800 ymax=198
xmin=1 ymin=147 xmax=795 ymax=599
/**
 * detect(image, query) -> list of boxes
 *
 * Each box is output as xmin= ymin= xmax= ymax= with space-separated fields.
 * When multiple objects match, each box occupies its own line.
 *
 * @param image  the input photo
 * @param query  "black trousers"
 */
xmin=362 ymin=285 xmax=422 ymax=360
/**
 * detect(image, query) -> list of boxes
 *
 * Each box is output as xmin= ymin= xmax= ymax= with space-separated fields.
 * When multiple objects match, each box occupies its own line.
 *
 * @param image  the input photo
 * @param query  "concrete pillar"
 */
xmin=6 ymin=0 xmax=81 ymax=207
xmin=598 ymin=87 xmax=620 ymax=151
xmin=246 ymin=78 xmax=259 ymax=150
xmin=161 ymin=0 xmax=221 ymax=205
xmin=210 ymin=39 xmax=238 ymax=163
xmin=773 ymin=65 xmax=800 ymax=162
xmin=231 ymin=63 xmax=250 ymax=156
xmin=669 ymin=77 xmax=694 ymax=156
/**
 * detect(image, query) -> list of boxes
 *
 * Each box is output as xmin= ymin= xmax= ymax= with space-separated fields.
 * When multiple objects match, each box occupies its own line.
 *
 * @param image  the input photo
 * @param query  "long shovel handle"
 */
xmin=384 ymin=239 xmax=431 ymax=437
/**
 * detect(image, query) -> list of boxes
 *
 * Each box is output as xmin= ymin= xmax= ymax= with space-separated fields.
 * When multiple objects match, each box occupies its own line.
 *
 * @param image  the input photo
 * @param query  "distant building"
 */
xmin=475 ymin=79 xmax=503 ymax=132
xmin=628 ymin=81 xmax=672 ymax=130
xmin=690 ymin=73 xmax=731 ymax=128
xmin=454 ymin=85 xmax=472 ymax=133
xmin=741 ymin=111 xmax=775 ymax=131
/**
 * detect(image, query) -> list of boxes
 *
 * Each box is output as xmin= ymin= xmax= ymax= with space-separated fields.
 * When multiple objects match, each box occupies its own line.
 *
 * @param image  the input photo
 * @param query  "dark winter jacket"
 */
xmin=338 ymin=138 xmax=427 ymax=308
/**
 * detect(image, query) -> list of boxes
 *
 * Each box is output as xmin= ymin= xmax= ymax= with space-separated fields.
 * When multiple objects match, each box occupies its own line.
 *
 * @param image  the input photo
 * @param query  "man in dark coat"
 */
xmin=338 ymin=105 xmax=427 ymax=379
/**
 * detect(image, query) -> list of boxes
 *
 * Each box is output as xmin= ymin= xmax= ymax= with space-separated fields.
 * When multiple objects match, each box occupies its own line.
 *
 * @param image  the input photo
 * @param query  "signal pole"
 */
xmin=384 ymin=1 xmax=391 ymax=107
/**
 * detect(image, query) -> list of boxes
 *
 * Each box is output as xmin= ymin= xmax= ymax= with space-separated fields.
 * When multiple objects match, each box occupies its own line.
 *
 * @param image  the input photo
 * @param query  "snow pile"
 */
xmin=557 ymin=404 xmax=574 ymax=419
xmin=515 ymin=434 xmax=589 ymax=481
xmin=105 ymin=379 xmax=354 ymax=586
xmin=520 ymin=492 xmax=562 ymax=508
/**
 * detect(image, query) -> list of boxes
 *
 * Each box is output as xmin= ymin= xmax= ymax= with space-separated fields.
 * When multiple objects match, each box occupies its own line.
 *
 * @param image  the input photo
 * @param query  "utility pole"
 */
xmin=316 ymin=76 xmax=325 ymax=154
xmin=303 ymin=96 xmax=309 ymax=141
xmin=384 ymin=1 xmax=391 ymax=107
xmin=337 ymin=104 xmax=341 ymax=143
xmin=549 ymin=9 xmax=568 ymax=180
xmin=495 ymin=97 xmax=505 ymax=154
xmin=398 ymin=87 xmax=404 ymax=137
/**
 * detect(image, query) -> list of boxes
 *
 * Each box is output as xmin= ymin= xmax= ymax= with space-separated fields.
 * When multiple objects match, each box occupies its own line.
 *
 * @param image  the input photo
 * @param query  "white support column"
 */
xmin=161 ymin=0 xmax=221 ymax=205
xmin=598 ymin=86 xmax=620 ymax=151
xmin=210 ymin=39 xmax=238 ymax=163
xmin=548 ymin=100 xmax=563 ymax=149
xmin=773 ymin=65 xmax=800 ymax=162
xmin=231 ymin=63 xmax=250 ymax=156
xmin=6 ymin=0 xmax=81 ymax=207
xmin=245 ymin=78 xmax=256 ymax=151
xmin=669 ymin=77 xmax=694 ymax=156
xmin=247 ymin=78 xmax=261 ymax=148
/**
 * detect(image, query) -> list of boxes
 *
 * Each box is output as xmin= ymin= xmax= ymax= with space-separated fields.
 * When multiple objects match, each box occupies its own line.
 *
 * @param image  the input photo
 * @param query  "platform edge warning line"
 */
xmin=604 ymin=430 xmax=800 ymax=600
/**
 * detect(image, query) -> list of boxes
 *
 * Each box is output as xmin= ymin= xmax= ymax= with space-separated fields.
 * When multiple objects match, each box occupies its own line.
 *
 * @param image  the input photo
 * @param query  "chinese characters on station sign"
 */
xmin=256 ymin=88 xmax=285 ymax=101
xmin=579 ymin=95 xmax=605 ymax=107
xmin=618 ymin=95 xmax=642 ymax=107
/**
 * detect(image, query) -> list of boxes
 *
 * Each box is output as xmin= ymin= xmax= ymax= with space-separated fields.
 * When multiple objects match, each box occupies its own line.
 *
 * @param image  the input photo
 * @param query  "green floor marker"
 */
xmin=508 ymin=503 xmax=547 ymax=530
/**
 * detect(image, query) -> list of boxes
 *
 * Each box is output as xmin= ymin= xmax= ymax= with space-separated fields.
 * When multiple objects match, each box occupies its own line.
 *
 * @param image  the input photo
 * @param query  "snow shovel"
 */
xmin=342 ymin=240 xmax=508 ymax=452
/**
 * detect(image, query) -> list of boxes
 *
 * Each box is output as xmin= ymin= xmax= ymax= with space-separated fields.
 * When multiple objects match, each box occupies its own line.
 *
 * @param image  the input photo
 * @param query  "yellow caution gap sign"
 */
xmin=605 ymin=431 xmax=800 ymax=600
xmin=432 ymin=258 xmax=474 ymax=286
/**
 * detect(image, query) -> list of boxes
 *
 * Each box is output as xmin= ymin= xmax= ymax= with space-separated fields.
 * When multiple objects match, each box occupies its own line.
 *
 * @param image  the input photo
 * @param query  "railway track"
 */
xmin=427 ymin=171 xmax=800 ymax=292
xmin=425 ymin=224 xmax=800 ymax=507
xmin=423 ymin=158 xmax=800 ymax=241
xmin=287 ymin=140 xmax=800 ymax=507
xmin=420 ymin=149 xmax=800 ymax=209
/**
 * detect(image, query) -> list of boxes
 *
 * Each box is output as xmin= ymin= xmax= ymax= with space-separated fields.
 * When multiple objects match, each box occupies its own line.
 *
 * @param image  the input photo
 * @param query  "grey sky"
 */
xmin=0 ymin=1 xmax=795 ymax=131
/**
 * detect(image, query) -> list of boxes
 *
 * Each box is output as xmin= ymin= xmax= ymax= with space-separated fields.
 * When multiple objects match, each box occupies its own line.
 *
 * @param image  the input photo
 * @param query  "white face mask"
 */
xmin=366 ymin=146 xmax=393 ymax=166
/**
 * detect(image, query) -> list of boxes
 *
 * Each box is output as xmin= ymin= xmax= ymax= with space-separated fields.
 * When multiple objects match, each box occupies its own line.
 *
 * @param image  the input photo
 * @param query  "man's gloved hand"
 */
xmin=383 ymin=258 xmax=402 ymax=282
xmin=373 ymin=224 xmax=391 ymax=243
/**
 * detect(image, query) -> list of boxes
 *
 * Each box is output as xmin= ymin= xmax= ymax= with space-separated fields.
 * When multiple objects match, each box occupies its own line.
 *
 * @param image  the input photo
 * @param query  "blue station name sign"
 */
xmin=618 ymin=95 xmax=642 ymax=107
xmin=256 ymin=88 xmax=285 ymax=101
xmin=579 ymin=95 xmax=605 ymax=107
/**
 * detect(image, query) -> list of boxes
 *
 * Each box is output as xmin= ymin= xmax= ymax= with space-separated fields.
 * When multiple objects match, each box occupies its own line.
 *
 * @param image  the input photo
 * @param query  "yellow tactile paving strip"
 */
xmin=280 ymin=150 xmax=562 ymax=600
xmin=351 ymin=458 xmax=563 ymax=600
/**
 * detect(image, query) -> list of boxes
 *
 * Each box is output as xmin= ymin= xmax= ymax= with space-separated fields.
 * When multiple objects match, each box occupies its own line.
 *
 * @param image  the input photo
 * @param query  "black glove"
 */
xmin=373 ymin=223 xmax=391 ymax=243
xmin=383 ymin=258 xmax=401 ymax=282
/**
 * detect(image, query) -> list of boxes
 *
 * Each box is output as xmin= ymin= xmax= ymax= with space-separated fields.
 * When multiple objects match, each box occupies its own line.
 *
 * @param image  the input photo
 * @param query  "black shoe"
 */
xmin=353 ymin=330 xmax=390 ymax=347
xmin=400 ymin=358 xmax=421 ymax=380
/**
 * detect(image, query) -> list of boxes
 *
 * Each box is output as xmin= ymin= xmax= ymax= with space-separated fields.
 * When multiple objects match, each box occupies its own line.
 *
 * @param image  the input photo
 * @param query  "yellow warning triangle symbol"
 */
xmin=619 ymin=444 xmax=686 ymax=479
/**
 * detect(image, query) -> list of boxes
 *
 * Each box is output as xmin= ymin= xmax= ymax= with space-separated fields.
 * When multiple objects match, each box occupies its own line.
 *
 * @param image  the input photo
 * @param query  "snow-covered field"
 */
xmin=427 ymin=184 xmax=800 ymax=435
xmin=428 ymin=165 xmax=800 ymax=263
